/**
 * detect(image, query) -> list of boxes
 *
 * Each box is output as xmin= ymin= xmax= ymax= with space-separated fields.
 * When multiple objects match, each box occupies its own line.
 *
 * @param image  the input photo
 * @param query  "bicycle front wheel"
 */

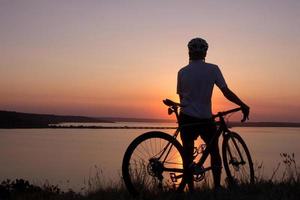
xmin=122 ymin=131 xmax=185 ymax=196
xmin=222 ymin=131 xmax=254 ymax=186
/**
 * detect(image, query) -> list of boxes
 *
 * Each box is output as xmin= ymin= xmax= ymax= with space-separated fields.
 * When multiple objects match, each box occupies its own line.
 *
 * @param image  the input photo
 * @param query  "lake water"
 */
xmin=0 ymin=123 xmax=299 ymax=191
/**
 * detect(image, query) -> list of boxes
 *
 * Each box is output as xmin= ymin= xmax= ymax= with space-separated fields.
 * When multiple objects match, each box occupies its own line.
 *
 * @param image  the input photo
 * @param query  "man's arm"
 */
xmin=177 ymin=70 xmax=183 ymax=102
xmin=220 ymin=87 xmax=250 ymax=121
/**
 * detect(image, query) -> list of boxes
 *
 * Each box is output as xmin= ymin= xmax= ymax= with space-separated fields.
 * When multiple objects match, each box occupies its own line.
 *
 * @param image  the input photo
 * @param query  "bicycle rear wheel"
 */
xmin=122 ymin=131 xmax=185 ymax=196
xmin=222 ymin=131 xmax=254 ymax=186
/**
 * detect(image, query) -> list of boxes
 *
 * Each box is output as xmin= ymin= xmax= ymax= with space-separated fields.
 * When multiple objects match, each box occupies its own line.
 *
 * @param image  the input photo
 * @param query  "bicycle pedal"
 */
xmin=170 ymin=173 xmax=177 ymax=182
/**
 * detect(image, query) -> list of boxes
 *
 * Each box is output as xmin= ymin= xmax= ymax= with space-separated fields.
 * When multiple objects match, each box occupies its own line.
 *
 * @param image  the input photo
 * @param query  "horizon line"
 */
xmin=1 ymin=109 xmax=300 ymax=124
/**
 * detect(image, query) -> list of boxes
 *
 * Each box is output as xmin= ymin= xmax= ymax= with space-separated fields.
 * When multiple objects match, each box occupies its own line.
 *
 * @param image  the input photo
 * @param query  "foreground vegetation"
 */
xmin=1 ymin=153 xmax=299 ymax=200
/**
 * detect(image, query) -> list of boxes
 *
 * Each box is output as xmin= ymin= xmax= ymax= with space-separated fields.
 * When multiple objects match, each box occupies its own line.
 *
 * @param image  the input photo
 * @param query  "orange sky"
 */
xmin=0 ymin=1 xmax=299 ymax=122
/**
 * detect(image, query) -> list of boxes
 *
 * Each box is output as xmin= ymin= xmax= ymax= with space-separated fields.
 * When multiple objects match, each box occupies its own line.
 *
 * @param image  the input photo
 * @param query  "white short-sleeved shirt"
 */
xmin=177 ymin=60 xmax=227 ymax=119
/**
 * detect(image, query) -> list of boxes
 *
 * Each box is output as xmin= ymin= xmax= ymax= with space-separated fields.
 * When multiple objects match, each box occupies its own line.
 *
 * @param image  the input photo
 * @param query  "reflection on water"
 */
xmin=0 ymin=124 xmax=299 ymax=191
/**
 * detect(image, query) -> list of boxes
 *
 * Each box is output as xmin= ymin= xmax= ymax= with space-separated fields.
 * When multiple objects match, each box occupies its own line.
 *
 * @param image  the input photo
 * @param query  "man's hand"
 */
xmin=220 ymin=87 xmax=250 ymax=122
xmin=241 ymin=104 xmax=250 ymax=122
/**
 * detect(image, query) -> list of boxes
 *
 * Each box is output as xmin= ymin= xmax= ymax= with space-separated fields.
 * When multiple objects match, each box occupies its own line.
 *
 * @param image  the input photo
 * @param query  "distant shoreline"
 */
xmin=1 ymin=122 xmax=300 ymax=129
xmin=1 ymin=110 xmax=300 ymax=129
xmin=49 ymin=122 xmax=300 ymax=129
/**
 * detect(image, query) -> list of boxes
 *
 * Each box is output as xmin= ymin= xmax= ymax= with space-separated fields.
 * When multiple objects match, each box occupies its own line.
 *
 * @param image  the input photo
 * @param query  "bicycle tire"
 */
xmin=122 ymin=131 xmax=186 ymax=196
xmin=222 ymin=131 xmax=254 ymax=186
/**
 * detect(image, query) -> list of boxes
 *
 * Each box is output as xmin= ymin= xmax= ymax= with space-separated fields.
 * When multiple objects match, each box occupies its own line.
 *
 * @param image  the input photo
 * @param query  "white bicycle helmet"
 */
xmin=188 ymin=38 xmax=208 ymax=53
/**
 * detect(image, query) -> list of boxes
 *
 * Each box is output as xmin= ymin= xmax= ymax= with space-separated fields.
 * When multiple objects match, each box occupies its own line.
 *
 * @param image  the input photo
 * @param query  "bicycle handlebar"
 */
xmin=163 ymin=99 xmax=248 ymax=122
xmin=212 ymin=107 xmax=242 ymax=118
xmin=213 ymin=107 xmax=248 ymax=122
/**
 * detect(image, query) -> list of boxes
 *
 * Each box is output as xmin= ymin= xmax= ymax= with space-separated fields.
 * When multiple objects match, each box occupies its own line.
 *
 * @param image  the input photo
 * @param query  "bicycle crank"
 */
xmin=193 ymin=164 xmax=205 ymax=182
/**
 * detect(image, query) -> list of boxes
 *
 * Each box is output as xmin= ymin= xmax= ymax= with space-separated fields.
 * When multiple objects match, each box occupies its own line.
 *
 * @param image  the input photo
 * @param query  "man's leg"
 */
xmin=181 ymin=133 xmax=195 ymax=192
xmin=201 ymin=124 xmax=222 ymax=189
xmin=210 ymin=139 xmax=222 ymax=188
xmin=179 ymin=113 xmax=198 ymax=192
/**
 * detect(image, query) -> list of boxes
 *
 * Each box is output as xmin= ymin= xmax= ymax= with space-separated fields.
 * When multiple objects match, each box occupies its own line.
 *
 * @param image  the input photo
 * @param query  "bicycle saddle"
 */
xmin=163 ymin=99 xmax=183 ymax=107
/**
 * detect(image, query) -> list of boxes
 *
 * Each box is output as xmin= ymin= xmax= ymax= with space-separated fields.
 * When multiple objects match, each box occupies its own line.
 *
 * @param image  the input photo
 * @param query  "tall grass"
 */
xmin=1 ymin=153 xmax=300 ymax=200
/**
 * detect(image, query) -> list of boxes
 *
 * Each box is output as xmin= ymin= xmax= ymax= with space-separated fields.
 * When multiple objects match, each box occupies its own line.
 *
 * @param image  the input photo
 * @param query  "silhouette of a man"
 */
xmin=177 ymin=38 xmax=250 ymax=190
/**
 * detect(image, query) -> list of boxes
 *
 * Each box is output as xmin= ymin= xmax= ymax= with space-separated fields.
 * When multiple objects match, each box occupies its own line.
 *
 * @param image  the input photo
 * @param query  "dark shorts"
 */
xmin=179 ymin=112 xmax=217 ymax=144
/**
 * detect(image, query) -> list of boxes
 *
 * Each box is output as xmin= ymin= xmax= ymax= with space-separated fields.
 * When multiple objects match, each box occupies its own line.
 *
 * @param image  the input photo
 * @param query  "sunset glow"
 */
xmin=0 ymin=0 xmax=299 ymax=122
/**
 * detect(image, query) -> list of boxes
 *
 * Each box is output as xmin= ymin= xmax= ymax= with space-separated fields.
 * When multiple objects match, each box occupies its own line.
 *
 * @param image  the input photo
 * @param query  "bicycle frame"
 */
xmin=157 ymin=103 xmax=244 ymax=176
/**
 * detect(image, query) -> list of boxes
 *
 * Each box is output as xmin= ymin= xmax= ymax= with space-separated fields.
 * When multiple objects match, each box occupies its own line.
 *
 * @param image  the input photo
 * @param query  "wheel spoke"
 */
xmin=122 ymin=132 xmax=185 ymax=196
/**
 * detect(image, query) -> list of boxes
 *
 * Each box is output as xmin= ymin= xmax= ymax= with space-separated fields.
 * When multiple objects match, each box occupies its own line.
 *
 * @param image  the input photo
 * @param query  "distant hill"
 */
xmin=1 ymin=110 xmax=300 ymax=129
xmin=0 ymin=110 xmax=113 ymax=128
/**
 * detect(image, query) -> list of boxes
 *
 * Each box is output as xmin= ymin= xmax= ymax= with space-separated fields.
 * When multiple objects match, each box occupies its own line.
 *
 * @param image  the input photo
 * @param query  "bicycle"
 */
xmin=122 ymin=99 xmax=254 ymax=196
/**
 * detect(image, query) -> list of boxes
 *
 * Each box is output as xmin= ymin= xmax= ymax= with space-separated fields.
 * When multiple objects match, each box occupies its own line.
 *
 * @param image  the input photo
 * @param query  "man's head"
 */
xmin=188 ymin=38 xmax=208 ymax=61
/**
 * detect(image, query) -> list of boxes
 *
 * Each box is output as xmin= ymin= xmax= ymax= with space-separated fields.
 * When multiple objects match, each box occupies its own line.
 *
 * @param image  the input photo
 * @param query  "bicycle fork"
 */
xmin=226 ymin=134 xmax=246 ymax=168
